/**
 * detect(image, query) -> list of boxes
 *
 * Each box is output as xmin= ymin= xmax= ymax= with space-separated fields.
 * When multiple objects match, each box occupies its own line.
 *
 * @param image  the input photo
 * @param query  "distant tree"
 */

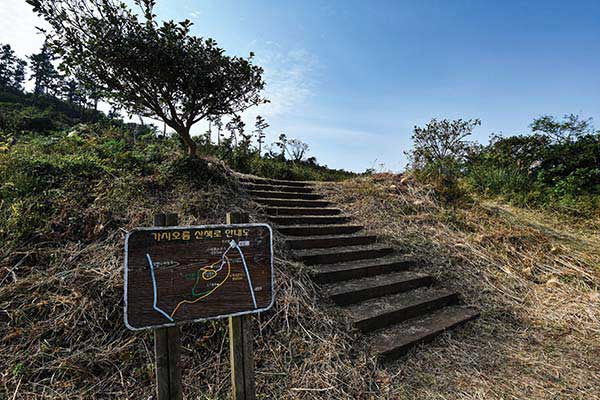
xmin=286 ymin=138 xmax=309 ymax=162
xmin=0 ymin=43 xmax=27 ymax=90
xmin=209 ymin=115 xmax=224 ymax=146
xmin=29 ymin=41 xmax=60 ymax=96
xmin=28 ymin=0 xmax=267 ymax=157
xmin=225 ymin=115 xmax=245 ymax=148
xmin=61 ymin=77 xmax=80 ymax=104
xmin=274 ymin=133 xmax=288 ymax=160
xmin=531 ymin=114 xmax=593 ymax=143
xmin=253 ymin=115 xmax=269 ymax=154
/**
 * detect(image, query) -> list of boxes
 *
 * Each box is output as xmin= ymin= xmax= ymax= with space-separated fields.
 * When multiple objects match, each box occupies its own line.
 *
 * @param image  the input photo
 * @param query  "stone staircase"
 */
xmin=240 ymin=175 xmax=479 ymax=361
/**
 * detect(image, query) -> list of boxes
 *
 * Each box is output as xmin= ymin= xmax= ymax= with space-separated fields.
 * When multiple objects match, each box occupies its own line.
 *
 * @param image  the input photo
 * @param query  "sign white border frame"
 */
xmin=123 ymin=223 xmax=274 ymax=331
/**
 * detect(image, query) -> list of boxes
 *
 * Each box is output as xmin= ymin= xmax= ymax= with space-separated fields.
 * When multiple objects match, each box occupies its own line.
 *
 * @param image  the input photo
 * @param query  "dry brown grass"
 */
xmin=0 ymin=170 xmax=373 ymax=400
xmin=2 ymin=172 xmax=599 ymax=399
xmin=316 ymin=174 xmax=600 ymax=399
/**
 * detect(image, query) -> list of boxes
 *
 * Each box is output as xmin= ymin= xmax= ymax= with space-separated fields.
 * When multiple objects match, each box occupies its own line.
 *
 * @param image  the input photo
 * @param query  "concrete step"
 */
xmin=372 ymin=306 xmax=479 ymax=361
xmin=311 ymin=256 xmax=417 ymax=284
xmin=265 ymin=207 xmax=342 ymax=216
xmin=293 ymin=244 xmax=394 ymax=265
xmin=269 ymin=215 xmax=351 ymax=226
xmin=253 ymin=198 xmax=331 ymax=208
xmin=242 ymin=182 xmax=315 ymax=193
xmin=239 ymin=176 xmax=313 ymax=187
xmin=286 ymin=234 xmax=377 ymax=250
xmin=348 ymin=288 xmax=460 ymax=333
xmin=248 ymin=190 xmax=323 ymax=200
xmin=277 ymin=224 xmax=364 ymax=236
xmin=325 ymin=271 xmax=434 ymax=306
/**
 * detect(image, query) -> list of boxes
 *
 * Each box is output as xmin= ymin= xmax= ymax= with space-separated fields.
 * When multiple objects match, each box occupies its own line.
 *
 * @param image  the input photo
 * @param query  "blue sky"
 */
xmin=2 ymin=1 xmax=599 ymax=172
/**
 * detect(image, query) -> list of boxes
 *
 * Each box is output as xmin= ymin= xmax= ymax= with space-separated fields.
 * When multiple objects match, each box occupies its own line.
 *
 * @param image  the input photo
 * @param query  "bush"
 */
xmin=0 ymin=126 xmax=227 ymax=246
xmin=407 ymin=118 xmax=480 ymax=202
xmin=465 ymin=131 xmax=600 ymax=216
xmin=0 ymin=90 xmax=104 ymax=134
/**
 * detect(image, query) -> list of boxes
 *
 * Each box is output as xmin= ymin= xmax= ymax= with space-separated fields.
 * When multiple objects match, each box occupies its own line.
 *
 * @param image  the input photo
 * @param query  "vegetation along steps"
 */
xmin=239 ymin=174 xmax=479 ymax=362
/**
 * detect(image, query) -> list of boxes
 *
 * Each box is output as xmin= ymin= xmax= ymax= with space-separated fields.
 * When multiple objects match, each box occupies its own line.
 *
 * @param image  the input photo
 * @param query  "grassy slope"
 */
xmin=0 ymin=131 xmax=375 ymax=399
xmin=2 ymin=132 xmax=598 ymax=399
xmin=320 ymin=174 xmax=600 ymax=399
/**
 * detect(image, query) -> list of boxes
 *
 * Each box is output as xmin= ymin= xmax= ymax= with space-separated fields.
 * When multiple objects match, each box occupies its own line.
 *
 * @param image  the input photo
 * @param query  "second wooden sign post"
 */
xmin=227 ymin=212 xmax=256 ymax=400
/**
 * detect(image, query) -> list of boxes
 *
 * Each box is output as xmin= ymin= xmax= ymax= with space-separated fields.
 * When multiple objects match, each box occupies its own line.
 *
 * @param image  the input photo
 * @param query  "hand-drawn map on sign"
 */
xmin=124 ymin=224 xmax=273 ymax=330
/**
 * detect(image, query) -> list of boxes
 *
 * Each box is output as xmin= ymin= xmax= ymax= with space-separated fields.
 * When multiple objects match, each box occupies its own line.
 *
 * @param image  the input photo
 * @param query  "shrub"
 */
xmin=465 ymin=128 xmax=600 ymax=216
xmin=407 ymin=118 xmax=480 ymax=202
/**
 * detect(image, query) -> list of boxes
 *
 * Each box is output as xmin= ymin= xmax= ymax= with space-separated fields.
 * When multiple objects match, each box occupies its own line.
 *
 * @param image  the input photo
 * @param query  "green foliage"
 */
xmin=0 ymin=89 xmax=104 ymax=133
xmin=465 ymin=118 xmax=600 ymax=217
xmin=0 ymin=125 xmax=225 ymax=246
xmin=28 ymin=0 xmax=267 ymax=156
xmin=0 ymin=43 xmax=27 ymax=90
xmin=29 ymin=41 xmax=60 ymax=96
xmin=408 ymin=118 xmax=481 ymax=202
xmin=254 ymin=115 xmax=268 ymax=154
xmin=530 ymin=113 xmax=593 ymax=143
xmin=246 ymin=156 xmax=354 ymax=181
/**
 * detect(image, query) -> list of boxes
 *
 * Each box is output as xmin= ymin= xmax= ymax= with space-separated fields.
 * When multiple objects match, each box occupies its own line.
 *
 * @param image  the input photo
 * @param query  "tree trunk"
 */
xmin=177 ymin=128 xmax=197 ymax=158
xmin=186 ymin=140 xmax=198 ymax=157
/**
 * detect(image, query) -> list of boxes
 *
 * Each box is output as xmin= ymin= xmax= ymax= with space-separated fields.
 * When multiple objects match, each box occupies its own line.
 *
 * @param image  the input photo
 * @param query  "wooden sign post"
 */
xmin=124 ymin=212 xmax=273 ymax=400
xmin=227 ymin=212 xmax=256 ymax=400
xmin=153 ymin=213 xmax=182 ymax=400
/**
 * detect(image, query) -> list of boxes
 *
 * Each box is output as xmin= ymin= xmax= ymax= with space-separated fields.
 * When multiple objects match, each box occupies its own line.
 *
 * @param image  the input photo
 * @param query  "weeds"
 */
xmin=320 ymin=174 xmax=600 ymax=399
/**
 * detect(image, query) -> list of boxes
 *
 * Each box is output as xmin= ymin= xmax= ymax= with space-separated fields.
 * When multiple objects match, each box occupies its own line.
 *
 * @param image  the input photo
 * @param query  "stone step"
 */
xmin=311 ymin=256 xmax=417 ymax=284
xmin=326 ymin=271 xmax=434 ymax=306
xmin=242 ymin=182 xmax=315 ymax=193
xmin=253 ymin=198 xmax=331 ymax=208
xmin=248 ymin=190 xmax=323 ymax=200
xmin=372 ymin=306 xmax=479 ymax=361
xmin=348 ymin=288 xmax=460 ymax=333
xmin=293 ymin=244 xmax=394 ymax=265
xmin=277 ymin=224 xmax=364 ymax=237
xmin=238 ymin=176 xmax=313 ymax=187
xmin=265 ymin=207 xmax=342 ymax=216
xmin=286 ymin=234 xmax=377 ymax=250
xmin=269 ymin=215 xmax=351 ymax=226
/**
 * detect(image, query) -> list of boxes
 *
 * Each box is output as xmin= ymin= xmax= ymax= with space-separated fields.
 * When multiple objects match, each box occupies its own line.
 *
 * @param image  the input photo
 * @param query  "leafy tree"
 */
xmin=409 ymin=118 xmax=480 ymax=172
xmin=531 ymin=114 xmax=593 ymax=143
xmin=408 ymin=118 xmax=481 ymax=202
xmin=273 ymin=133 xmax=288 ymax=160
xmin=225 ymin=115 xmax=245 ymax=148
xmin=286 ymin=138 xmax=309 ymax=161
xmin=209 ymin=115 xmax=224 ymax=146
xmin=0 ymin=44 xmax=27 ymax=91
xmin=29 ymin=41 xmax=60 ymax=96
xmin=253 ymin=115 xmax=269 ymax=154
xmin=28 ymin=0 xmax=267 ymax=157
xmin=61 ymin=77 xmax=80 ymax=104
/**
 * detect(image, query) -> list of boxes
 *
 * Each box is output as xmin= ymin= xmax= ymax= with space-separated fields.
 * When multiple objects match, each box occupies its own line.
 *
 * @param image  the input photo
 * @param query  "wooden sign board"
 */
xmin=124 ymin=224 xmax=273 ymax=330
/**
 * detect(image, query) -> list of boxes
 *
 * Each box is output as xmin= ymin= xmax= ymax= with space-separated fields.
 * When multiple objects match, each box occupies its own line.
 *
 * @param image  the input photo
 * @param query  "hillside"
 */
xmin=321 ymin=175 xmax=600 ymax=398
xmin=1 ymin=130 xmax=599 ymax=399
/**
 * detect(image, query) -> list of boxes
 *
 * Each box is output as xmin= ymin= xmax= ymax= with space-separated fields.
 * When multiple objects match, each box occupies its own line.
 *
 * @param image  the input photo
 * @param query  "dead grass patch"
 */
xmin=2 ymin=172 xmax=598 ymax=399
xmin=316 ymin=176 xmax=600 ymax=399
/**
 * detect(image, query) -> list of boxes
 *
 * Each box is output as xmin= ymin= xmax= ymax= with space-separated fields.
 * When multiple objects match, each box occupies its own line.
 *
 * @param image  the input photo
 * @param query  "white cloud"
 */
xmin=0 ymin=2 xmax=47 ymax=59
xmin=218 ymin=43 xmax=319 ymax=141
xmin=255 ymin=47 xmax=318 ymax=119
xmin=285 ymin=122 xmax=381 ymax=141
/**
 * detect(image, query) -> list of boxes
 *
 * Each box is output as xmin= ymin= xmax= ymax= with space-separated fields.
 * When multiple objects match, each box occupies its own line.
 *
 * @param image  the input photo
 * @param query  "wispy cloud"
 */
xmin=246 ymin=43 xmax=319 ymax=120
xmin=285 ymin=122 xmax=382 ymax=141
